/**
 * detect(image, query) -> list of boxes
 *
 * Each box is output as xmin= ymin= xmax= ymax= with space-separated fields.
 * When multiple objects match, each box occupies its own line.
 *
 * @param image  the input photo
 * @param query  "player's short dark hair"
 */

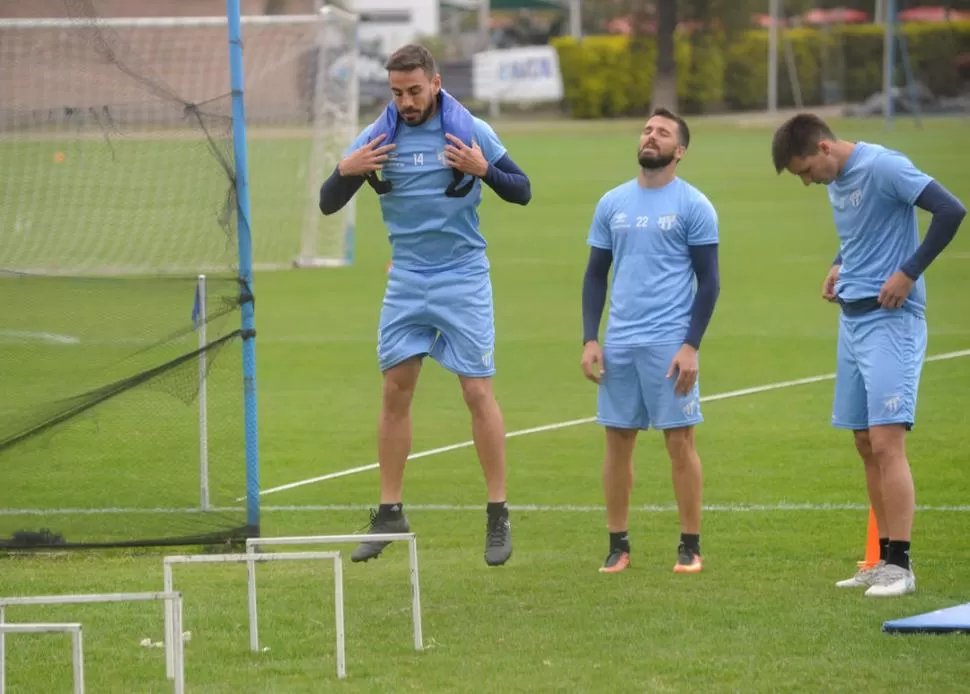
xmin=650 ymin=107 xmax=690 ymax=148
xmin=384 ymin=44 xmax=437 ymax=79
xmin=771 ymin=113 xmax=837 ymax=173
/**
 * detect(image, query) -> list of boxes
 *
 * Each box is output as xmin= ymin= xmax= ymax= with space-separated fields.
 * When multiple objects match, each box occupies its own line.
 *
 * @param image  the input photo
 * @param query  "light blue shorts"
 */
xmin=377 ymin=264 xmax=495 ymax=377
xmin=832 ymin=309 xmax=927 ymax=431
xmin=597 ymin=343 xmax=703 ymax=431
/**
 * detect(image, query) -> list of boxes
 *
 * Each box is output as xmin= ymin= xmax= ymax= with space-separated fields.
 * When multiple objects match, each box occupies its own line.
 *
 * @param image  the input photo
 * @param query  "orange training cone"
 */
xmin=857 ymin=506 xmax=881 ymax=569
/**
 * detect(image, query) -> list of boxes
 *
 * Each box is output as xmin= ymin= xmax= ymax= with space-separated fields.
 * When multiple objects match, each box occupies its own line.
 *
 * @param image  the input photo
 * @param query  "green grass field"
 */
xmin=2 ymin=115 xmax=970 ymax=692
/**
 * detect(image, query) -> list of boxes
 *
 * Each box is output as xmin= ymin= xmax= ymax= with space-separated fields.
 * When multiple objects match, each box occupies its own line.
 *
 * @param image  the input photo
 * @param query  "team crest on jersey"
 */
xmin=830 ymin=188 xmax=863 ymax=210
xmin=657 ymin=214 xmax=678 ymax=231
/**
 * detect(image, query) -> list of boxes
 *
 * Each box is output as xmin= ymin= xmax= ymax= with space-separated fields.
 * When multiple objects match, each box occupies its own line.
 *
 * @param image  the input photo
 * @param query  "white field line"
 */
xmin=4 ymin=350 xmax=965 ymax=518
xmin=2 ymin=503 xmax=970 ymax=516
xmin=248 ymin=349 xmax=970 ymax=500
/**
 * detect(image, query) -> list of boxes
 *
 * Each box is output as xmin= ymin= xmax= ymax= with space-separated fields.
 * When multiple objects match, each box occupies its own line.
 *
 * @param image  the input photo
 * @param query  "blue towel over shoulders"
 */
xmin=363 ymin=88 xmax=477 ymax=198
xmin=367 ymin=88 xmax=474 ymax=147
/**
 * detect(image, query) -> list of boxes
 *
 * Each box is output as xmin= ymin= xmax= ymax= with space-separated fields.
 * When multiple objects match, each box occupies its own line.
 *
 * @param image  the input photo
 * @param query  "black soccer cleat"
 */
xmin=484 ymin=512 xmax=512 ymax=566
xmin=351 ymin=507 xmax=410 ymax=563
xmin=673 ymin=541 xmax=703 ymax=574
xmin=598 ymin=549 xmax=631 ymax=574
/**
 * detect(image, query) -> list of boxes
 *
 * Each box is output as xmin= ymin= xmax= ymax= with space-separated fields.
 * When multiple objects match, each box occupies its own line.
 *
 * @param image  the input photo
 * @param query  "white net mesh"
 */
xmin=0 ymin=7 xmax=358 ymax=275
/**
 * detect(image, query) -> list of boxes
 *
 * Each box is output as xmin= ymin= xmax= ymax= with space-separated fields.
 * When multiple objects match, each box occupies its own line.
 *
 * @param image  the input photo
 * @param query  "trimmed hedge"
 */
xmin=552 ymin=21 xmax=970 ymax=117
xmin=551 ymin=30 xmax=725 ymax=118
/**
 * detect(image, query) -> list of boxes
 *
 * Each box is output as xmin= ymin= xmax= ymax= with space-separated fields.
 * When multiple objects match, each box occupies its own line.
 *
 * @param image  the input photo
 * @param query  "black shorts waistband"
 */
xmin=836 ymin=296 xmax=882 ymax=317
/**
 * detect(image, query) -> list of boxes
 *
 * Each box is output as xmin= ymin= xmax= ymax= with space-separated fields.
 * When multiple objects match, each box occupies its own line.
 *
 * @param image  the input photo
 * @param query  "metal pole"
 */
xmin=768 ymin=0 xmax=779 ymax=114
xmin=883 ymin=0 xmax=897 ymax=127
xmin=569 ymin=0 xmax=582 ymax=39
xmin=478 ymin=0 xmax=490 ymax=52
xmin=197 ymin=274 xmax=209 ymax=511
xmin=225 ymin=0 xmax=261 ymax=535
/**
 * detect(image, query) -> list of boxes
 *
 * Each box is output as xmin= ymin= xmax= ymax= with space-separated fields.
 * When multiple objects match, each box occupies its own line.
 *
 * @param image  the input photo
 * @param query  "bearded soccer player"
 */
xmin=772 ymin=113 xmax=966 ymax=597
xmin=581 ymin=108 xmax=721 ymax=575
xmin=319 ymin=44 xmax=532 ymax=566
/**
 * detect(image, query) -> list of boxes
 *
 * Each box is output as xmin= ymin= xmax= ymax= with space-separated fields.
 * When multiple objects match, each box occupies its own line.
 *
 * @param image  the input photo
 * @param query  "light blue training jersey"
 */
xmin=829 ymin=142 xmax=933 ymax=316
xmin=346 ymin=111 xmax=507 ymax=272
xmin=587 ymin=177 xmax=719 ymax=346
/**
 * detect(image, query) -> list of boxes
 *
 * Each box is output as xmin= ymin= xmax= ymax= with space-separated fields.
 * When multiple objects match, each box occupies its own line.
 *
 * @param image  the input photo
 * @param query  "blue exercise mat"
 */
xmin=883 ymin=603 xmax=970 ymax=634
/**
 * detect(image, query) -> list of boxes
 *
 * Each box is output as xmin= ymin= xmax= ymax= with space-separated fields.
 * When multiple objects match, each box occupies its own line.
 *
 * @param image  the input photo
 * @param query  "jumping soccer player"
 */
xmin=771 ymin=113 xmax=966 ymax=597
xmin=319 ymin=44 xmax=531 ymax=567
xmin=581 ymin=107 xmax=721 ymax=575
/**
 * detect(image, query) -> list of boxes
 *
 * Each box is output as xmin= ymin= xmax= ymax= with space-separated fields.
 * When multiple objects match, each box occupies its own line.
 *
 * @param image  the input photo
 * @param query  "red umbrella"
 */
xmin=606 ymin=16 xmax=635 ymax=34
xmin=752 ymin=13 xmax=786 ymax=28
xmin=898 ymin=6 xmax=970 ymax=23
xmin=801 ymin=8 xmax=869 ymax=25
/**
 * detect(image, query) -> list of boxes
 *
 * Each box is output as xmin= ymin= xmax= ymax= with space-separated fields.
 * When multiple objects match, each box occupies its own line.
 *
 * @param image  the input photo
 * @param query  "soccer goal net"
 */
xmin=0 ymin=1 xmax=358 ymax=550
xmin=0 ymin=3 xmax=358 ymax=275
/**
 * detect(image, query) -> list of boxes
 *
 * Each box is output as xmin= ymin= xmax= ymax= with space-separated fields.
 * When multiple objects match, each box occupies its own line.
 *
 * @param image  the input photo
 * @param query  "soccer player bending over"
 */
xmin=772 ymin=113 xmax=965 ymax=597
xmin=319 ymin=44 xmax=532 ymax=566
xmin=581 ymin=108 xmax=721 ymax=575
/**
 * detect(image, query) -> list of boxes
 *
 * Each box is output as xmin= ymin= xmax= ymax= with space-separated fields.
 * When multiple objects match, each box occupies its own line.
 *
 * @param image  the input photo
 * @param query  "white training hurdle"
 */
xmin=2 ymin=534 xmax=422 ymax=686
xmin=0 ymin=623 xmax=84 ymax=694
xmin=0 ymin=591 xmax=184 ymax=694
xmin=245 ymin=533 xmax=424 ymax=652
xmin=163 ymin=551 xmax=346 ymax=679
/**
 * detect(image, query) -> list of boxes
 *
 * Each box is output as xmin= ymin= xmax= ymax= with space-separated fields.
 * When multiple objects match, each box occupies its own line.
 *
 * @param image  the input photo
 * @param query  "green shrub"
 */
xmin=723 ymin=21 xmax=970 ymax=109
xmin=551 ymin=31 xmax=725 ymax=118
xmin=553 ymin=20 xmax=970 ymax=117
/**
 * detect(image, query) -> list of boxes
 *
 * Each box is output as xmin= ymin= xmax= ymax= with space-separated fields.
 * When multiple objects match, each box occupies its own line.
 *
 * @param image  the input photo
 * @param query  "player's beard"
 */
xmin=638 ymin=148 xmax=675 ymax=170
xmin=401 ymin=100 xmax=436 ymax=127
